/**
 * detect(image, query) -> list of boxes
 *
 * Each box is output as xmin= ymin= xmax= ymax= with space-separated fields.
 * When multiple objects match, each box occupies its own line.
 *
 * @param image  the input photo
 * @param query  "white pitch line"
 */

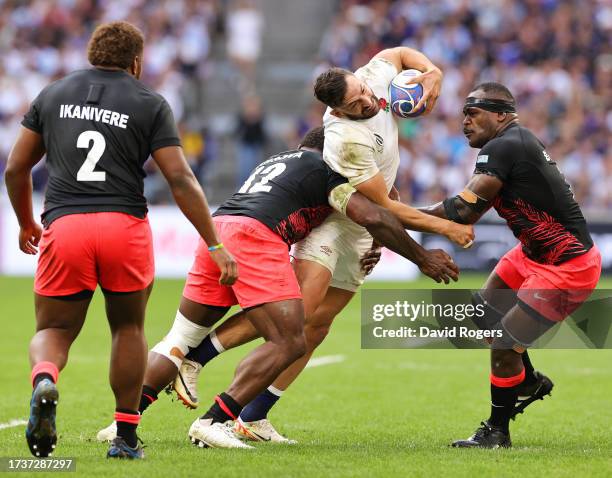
xmin=306 ymin=354 xmax=346 ymax=368
xmin=0 ymin=419 xmax=27 ymax=430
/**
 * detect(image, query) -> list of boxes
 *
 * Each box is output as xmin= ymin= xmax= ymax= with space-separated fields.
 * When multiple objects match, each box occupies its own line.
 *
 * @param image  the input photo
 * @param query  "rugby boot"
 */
xmin=511 ymin=371 xmax=554 ymax=420
xmin=451 ymin=421 xmax=511 ymax=448
xmin=26 ymin=378 xmax=59 ymax=457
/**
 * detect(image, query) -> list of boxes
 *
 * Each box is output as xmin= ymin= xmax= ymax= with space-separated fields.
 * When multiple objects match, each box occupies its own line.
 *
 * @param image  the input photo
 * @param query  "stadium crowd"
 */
xmin=0 ymin=0 xmax=223 ymax=202
xmin=0 ymin=0 xmax=609 ymax=211
xmin=313 ymin=0 xmax=611 ymax=210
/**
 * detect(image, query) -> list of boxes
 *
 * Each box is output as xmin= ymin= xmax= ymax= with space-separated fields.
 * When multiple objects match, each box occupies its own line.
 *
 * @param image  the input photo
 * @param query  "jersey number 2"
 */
xmin=238 ymin=163 xmax=286 ymax=194
xmin=76 ymin=130 xmax=106 ymax=181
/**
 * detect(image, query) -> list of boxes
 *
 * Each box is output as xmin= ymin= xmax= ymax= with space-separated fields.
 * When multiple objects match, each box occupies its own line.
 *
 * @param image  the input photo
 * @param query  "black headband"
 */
xmin=463 ymin=97 xmax=516 ymax=114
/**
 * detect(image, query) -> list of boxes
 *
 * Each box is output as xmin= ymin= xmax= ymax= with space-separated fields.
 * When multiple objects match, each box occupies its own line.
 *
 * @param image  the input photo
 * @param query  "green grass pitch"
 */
xmin=1 ymin=274 xmax=611 ymax=477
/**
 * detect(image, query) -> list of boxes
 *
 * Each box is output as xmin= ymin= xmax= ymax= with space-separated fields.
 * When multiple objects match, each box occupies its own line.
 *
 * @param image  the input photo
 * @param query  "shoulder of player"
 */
xmin=35 ymin=69 xmax=90 ymax=97
xmin=355 ymin=57 xmax=398 ymax=80
xmin=480 ymin=128 xmax=522 ymax=156
xmin=122 ymin=76 xmax=168 ymax=104
xmin=490 ymin=124 xmax=545 ymax=156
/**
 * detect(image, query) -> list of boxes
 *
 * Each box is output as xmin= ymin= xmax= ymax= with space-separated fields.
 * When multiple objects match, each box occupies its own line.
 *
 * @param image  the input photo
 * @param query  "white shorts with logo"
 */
xmin=293 ymin=211 xmax=374 ymax=292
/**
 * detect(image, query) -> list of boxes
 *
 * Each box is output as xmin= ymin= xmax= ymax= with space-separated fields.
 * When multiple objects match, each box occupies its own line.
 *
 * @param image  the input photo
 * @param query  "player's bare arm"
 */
xmin=360 ymin=185 xmax=400 ymax=274
xmin=354 ymin=172 xmax=475 ymax=247
xmin=419 ymin=173 xmax=502 ymax=224
xmin=343 ymin=191 xmax=459 ymax=283
xmin=4 ymin=126 xmax=46 ymax=255
xmin=388 ymin=184 xmax=400 ymax=201
xmin=375 ymin=47 xmax=442 ymax=114
xmin=152 ymin=146 xmax=238 ymax=285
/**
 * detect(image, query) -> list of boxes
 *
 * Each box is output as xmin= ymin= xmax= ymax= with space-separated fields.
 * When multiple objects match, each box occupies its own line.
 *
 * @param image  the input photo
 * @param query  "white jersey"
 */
xmin=322 ymin=57 xmax=400 ymax=192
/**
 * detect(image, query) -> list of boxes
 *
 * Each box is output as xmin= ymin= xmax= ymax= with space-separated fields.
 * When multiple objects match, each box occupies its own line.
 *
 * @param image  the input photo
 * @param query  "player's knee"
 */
xmin=150 ymin=310 xmax=212 ymax=369
xmin=279 ymin=331 xmax=307 ymax=363
xmin=471 ymin=291 xmax=503 ymax=330
xmin=304 ymin=323 xmax=330 ymax=351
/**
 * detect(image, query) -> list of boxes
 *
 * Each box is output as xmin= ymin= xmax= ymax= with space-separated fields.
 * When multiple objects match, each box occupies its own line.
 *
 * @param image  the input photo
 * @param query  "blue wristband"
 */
xmin=208 ymin=243 xmax=224 ymax=252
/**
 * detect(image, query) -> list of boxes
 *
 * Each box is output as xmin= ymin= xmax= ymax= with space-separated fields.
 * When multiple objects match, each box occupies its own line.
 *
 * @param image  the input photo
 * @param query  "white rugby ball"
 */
xmin=389 ymin=69 xmax=425 ymax=118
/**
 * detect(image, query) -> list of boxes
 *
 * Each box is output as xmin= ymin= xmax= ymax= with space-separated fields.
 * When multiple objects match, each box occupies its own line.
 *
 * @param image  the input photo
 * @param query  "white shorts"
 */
xmin=293 ymin=211 xmax=374 ymax=292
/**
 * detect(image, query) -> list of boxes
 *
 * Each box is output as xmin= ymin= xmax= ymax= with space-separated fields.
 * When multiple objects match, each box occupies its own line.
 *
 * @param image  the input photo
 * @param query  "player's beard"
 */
xmin=464 ymin=128 xmax=491 ymax=148
xmin=345 ymin=94 xmax=380 ymax=120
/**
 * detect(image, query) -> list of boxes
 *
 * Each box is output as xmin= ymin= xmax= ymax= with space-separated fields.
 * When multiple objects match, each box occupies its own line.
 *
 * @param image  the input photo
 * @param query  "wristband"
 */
xmin=208 ymin=243 xmax=224 ymax=252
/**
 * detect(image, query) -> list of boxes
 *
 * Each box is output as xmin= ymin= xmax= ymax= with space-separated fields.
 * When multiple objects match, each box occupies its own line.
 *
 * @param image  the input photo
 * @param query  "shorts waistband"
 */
xmin=213 ymin=215 xmax=266 ymax=226
xmin=564 ymin=244 xmax=600 ymax=265
xmin=213 ymin=215 xmax=282 ymax=242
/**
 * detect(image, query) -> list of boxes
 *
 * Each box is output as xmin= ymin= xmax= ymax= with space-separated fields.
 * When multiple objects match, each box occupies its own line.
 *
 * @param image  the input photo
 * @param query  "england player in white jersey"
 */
xmin=100 ymin=47 xmax=475 ymax=445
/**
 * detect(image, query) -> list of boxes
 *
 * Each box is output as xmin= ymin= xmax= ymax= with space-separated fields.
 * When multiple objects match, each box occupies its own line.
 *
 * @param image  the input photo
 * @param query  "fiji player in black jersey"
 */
xmin=106 ymin=127 xmax=459 ymax=449
xmin=4 ymin=22 xmax=237 ymax=459
xmin=418 ymin=83 xmax=601 ymax=448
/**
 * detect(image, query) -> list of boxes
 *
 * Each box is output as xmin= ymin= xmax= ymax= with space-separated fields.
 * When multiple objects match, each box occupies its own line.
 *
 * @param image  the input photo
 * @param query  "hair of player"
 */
xmin=314 ymin=67 xmax=352 ymax=108
xmin=472 ymin=82 xmax=516 ymax=104
xmin=299 ymin=126 xmax=325 ymax=152
xmin=87 ymin=21 xmax=144 ymax=70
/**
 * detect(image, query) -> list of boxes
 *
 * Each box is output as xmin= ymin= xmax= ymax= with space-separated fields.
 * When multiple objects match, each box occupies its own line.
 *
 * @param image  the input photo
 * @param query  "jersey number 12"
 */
xmin=76 ymin=130 xmax=106 ymax=181
xmin=238 ymin=163 xmax=286 ymax=194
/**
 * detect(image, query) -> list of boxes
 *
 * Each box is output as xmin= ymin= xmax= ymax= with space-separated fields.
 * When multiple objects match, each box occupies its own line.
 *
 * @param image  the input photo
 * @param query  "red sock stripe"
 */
xmin=490 ymin=368 xmax=525 ymax=388
xmin=31 ymin=361 xmax=59 ymax=387
xmin=143 ymin=393 xmax=157 ymax=404
xmin=215 ymin=395 xmax=237 ymax=420
xmin=114 ymin=411 xmax=141 ymax=425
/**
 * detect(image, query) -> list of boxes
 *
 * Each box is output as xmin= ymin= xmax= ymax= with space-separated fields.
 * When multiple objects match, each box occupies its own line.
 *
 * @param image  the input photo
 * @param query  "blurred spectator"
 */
xmin=235 ymin=94 xmax=267 ymax=185
xmin=315 ymin=0 xmax=611 ymax=211
xmin=0 ymin=0 xmax=220 ymax=202
xmin=226 ymin=0 xmax=264 ymax=84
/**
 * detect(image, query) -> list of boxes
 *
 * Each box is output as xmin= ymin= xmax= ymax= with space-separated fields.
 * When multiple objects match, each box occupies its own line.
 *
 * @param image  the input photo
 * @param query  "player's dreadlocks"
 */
xmin=87 ymin=21 xmax=144 ymax=70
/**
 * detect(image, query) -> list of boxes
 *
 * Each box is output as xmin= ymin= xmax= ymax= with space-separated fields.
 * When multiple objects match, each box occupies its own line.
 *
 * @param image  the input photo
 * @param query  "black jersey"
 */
xmin=474 ymin=123 xmax=593 ymax=265
xmin=22 ymin=68 xmax=181 ymax=226
xmin=214 ymin=149 xmax=348 ymax=245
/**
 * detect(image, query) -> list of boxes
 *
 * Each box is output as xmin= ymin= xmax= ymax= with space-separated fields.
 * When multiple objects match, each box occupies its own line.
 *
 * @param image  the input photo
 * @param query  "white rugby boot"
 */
xmin=188 ymin=418 xmax=254 ymax=449
xmin=172 ymin=358 xmax=202 ymax=409
xmin=96 ymin=421 xmax=117 ymax=442
xmin=234 ymin=417 xmax=297 ymax=444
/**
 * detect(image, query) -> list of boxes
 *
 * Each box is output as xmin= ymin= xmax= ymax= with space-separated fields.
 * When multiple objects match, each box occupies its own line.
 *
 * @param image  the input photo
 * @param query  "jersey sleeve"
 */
xmin=325 ymin=165 xmax=349 ymax=193
xmin=21 ymin=92 xmax=44 ymax=134
xmin=328 ymin=182 xmax=357 ymax=215
xmin=473 ymin=137 xmax=515 ymax=182
xmin=150 ymin=98 xmax=182 ymax=152
xmin=323 ymin=123 xmax=379 ymax=187
xmin=324 ymin=153 xmax=355 ymax=214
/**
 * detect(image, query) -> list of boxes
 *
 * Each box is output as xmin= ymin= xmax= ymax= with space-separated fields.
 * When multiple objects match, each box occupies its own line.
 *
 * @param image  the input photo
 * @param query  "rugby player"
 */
xmin=417 ymin=82 xmax=601 ymax=448
xmin=96 ymin=126 xmax=461 ymax=448
xmin=157 ymin=47 xmax=476 ymax=443
xmin=4 ymin=21 xmax=237 ymax=459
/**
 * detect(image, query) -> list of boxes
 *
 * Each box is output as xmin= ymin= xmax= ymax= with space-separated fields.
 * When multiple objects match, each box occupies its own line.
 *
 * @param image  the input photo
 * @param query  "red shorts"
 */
xmin=183 ymin=215 xmax=301 ymax=309
xmin=495 ymin=244 xmax=601 ymax=322
xmin=35 ymin=212 xmax=154 ymax=296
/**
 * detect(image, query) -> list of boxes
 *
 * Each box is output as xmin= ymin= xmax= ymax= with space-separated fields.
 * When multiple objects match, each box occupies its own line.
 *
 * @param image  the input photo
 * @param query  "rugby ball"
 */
xmin=389 ymin=69 xmax=425 ymax=118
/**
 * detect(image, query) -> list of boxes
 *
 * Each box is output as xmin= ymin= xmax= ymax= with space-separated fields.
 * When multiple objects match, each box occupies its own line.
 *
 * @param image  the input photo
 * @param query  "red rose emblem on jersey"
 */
xmin=379 ymin=98 xmax=389 ymax=112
